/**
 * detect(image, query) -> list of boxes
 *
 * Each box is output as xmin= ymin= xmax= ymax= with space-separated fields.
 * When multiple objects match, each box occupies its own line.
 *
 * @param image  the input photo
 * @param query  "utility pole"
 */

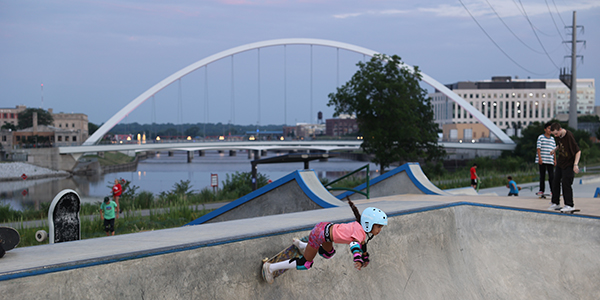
xmin=559 ymin=11 xmax=585 ymax=130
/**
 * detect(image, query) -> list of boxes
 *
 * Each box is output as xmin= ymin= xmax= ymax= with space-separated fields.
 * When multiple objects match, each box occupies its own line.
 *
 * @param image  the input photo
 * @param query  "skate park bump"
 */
xmin=336 ymin=162 xmax=450 ymax=200
xmin=185 ymin=169 xmax=345 ymax=225
xmin=187 ymin=163 xmax=449 ymax=226
xmin=0 ymin=201 xmax=598 ymax=299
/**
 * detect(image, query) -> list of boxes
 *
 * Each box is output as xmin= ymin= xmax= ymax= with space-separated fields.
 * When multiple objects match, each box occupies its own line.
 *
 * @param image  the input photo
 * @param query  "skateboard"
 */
xmin=538 ymin=194 xmax=551 ymax=199
xmin=551 ymin=206 xmax=581 ymax=214
xmin=0 ymin=227 xmax=21 ymax=258
xmin=261 ymin=236 xmax=308 ymax=282
xmin=560 ymin=209 xmax=581 ymax=214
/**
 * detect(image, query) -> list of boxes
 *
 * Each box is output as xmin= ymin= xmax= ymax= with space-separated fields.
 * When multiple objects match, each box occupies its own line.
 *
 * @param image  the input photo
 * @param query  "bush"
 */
xmin=0 ymin=203 xmax=22 ymax=222
xmin=220 ymin=171 xmax=269 ymax=198
xmin=134 ymin=191 xmax=155 ymax=209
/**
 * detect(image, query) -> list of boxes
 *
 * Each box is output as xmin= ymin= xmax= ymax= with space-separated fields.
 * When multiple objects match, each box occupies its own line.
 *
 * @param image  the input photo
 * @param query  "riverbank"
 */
xmin=0 ymin=162 xmax=70 ymax=182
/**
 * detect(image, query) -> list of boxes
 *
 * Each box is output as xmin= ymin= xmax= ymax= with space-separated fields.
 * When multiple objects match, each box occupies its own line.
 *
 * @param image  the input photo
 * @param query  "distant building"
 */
xmin=429 ymin=76 xmax=596 ymax=134
xmin=0 ymin=105 xmax=26 ymax=128
xmin=0 ymin=130 xmax=13 ymax=149
xmin=549 ymin=78 xmax=596 ymax=119
xmin=49 ymin=108 xmax=89 ymax=142
xmin=442 ymin=123 xmax=490 ymax=143
xmin=283 ymin=123 xmax=325 ymax=139
xmin=325 ymin=114 xmax=358 ymax=137
xmin=12 ymin=125 xmax=85 ymax=147
xmin=0 ymin=106 xmax=89 ymax=148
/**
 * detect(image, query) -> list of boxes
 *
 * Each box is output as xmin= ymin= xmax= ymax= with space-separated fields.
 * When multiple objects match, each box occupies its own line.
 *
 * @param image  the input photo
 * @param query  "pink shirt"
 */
xmin=331 ymin=221 xmax=366 ymax=244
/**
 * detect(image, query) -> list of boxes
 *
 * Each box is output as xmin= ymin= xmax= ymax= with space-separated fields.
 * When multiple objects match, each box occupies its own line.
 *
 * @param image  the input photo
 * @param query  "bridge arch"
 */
xmin=84 ymin=38 xmax=514 ymax=145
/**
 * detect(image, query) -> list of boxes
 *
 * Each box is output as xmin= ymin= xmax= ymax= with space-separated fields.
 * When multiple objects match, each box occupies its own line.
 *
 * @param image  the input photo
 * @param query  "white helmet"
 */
xmin=361 ymin=207 xmax=388 ymax=232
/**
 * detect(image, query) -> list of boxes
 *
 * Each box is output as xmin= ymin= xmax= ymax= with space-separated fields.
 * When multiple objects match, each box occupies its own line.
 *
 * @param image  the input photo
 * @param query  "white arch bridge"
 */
xmin=83 ymin=38 xmax=515 ymax=149
xmin=42 ymin=37 xmax=519 ymax=171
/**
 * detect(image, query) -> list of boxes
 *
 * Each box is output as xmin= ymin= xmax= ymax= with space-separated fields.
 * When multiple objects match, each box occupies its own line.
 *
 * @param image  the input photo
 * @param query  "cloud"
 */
xmin=333 ymin=9 xmax=408 ymax=19
xmin=332 ymin=0 xmax=600 ymax=20
xmin=333 ymin=12 xmax=363 ymax=19
xmin=100 ymin=1 xmax=203 ymax=18
xmin=431 ymin=0 xmax=600 ymax=19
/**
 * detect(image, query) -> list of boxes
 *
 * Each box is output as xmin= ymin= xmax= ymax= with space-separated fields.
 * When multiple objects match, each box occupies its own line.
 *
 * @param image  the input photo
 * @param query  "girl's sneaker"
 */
xmin=293 ymin=238 xmax=305 ymax=255
xmin=262 ymin=262 xmax=274 ymax=284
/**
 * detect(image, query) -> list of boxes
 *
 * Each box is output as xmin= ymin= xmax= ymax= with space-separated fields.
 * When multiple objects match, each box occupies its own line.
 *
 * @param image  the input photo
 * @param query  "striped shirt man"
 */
xmin=536 ymin=124 xmax=556 ymax=196
xmin=536 ymin=134 xmax=556 ymax=165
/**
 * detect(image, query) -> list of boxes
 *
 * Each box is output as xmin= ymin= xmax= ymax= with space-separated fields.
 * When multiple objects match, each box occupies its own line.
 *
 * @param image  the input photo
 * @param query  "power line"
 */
xmin=516 ymin=0 xmax=561 ymax=69
xmin=458 ymin=0 xmax=555 ymax=76
xmin=545 ymin=0 xmax=567 ymax=42
xmin=552 ymin=0 xmax=567 ymax=27
xmin=484 ymin=0 xmax=545 ymax=54
xmin=510 ymin=0 xmax=556 ymax=37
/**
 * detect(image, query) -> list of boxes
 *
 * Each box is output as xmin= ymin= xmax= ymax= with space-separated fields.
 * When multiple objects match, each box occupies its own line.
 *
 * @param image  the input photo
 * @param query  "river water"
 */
xmin=1 ymin=151 xmax=378 ymax=211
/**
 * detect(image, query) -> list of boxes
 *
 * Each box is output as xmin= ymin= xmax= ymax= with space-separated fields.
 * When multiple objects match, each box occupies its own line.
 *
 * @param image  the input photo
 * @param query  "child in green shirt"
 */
xmin=100 ymin=197 xmax=119 ymax=236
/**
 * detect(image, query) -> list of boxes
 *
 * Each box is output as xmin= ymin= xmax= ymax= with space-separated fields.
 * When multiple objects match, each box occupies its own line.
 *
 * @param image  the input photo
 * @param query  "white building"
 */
xmin=430 ymin=76 xmax=596 ymax=131
xmin=546 ymin=78 xmax=596 ymax=116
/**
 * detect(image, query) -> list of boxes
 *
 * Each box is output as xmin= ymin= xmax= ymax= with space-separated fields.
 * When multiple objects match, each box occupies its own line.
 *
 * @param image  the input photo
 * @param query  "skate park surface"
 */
xmin=1 ymin=171 xmax=600 ymax=299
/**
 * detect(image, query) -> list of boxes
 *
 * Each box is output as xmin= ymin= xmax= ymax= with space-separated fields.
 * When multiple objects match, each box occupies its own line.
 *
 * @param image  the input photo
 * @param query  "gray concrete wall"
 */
xmin=1 ymin=204 xmax=599 ymax=299
xmin=25 ymin=148 xmax=78 ymax=172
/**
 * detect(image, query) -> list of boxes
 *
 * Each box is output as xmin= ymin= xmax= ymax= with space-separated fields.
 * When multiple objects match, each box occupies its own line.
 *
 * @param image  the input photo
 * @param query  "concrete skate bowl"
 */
xmin=336 ymin=162 xmax=450 ymax=200
xmin=2 ymin=203 xmax=598 ymax=299
xmin=186 ymin=169 xmax=345 ymax=225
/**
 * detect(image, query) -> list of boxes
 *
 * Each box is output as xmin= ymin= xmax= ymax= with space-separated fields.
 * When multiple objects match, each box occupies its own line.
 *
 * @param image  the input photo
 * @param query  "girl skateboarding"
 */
xmin=262 ymin=200 xmax=388 ymax=283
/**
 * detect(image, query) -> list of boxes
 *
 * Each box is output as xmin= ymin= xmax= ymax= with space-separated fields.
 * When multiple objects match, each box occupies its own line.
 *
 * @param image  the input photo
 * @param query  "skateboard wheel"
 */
xmin=35 ymin=230 xmax=48 ymax=242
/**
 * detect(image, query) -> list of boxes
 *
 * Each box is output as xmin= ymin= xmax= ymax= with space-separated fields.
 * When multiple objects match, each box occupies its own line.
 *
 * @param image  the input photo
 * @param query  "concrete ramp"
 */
xmin=337 ymin=162 xmax=450 ymax=200
xmin=186 ymin=169 xmax=344 ymax=225
xmin=1 ymin=201 xmax=598 ymax=299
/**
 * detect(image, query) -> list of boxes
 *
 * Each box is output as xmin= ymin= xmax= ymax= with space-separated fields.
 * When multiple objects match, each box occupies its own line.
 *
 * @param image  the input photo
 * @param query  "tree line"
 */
xmin=106 ymin=122 xmax=286 ymax=139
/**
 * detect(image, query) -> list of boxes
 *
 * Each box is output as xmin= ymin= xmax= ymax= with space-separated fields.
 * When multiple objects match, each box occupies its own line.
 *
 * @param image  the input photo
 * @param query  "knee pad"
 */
xmin=290 ymin=256 xmax=313 ymax=270
xmin=318 ymin=245 xmax=336 ymax=259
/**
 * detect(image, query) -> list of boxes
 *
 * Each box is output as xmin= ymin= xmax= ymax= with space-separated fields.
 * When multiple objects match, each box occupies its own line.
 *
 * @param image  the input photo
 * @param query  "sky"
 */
xmin=1 ymin=0 xmax=599 ymax=128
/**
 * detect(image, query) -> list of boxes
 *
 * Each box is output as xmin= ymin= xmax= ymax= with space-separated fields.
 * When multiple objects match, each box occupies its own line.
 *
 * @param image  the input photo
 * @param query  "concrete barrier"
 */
xmin=1 ymin=202 xmax=598 ymax=299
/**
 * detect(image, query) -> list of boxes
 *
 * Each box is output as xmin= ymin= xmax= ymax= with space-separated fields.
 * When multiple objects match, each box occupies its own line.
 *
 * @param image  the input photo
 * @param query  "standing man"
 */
xmin=536 ymin=122 xmax=556 ymax=196
xmin=470 ymin=163 xmax=479 ymax=190
xmin=549 ymin=123 xmax=580 ymax=212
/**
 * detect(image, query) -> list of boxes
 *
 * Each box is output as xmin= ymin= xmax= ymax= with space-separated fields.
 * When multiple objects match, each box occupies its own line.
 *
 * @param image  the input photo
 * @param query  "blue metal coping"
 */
xmin=335 ymin=162 xmax=440 ymax=199
xmin=185 ymin=169 xmax=337 ymax=226
xmin=2 ymin=201 xmax=597 ymax=283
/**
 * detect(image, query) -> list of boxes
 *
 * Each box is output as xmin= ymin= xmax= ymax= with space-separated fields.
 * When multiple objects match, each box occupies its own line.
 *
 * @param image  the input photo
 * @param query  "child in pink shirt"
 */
xmin=262 ymin=200 xmax=388 ymax=283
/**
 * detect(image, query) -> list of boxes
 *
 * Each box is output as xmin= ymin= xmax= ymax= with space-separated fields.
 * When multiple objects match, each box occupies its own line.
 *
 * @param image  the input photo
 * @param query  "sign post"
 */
xmin=211 ymin=174 xmax=218 ymax=195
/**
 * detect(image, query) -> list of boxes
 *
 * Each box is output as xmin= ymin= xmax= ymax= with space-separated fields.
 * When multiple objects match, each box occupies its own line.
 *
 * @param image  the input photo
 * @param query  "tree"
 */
xmin=327 ymin=54 xmax=444 ymax=172
xmin=17 ymin=108 xmax=53 ymax=129
xmin=578 ymin=138 xmax=590 ymax=170
xmin=512 ymin=121 xmax=545 ymax=163
xmin=184 ymin=126 xmax=200 ymax=138
xmin=1 ymin=122 xmax=17 ymax=131
xmin=578 ymin=115 xmax=600 ymax=123
xmin=88 ymin=122 xmax=100 ymax=135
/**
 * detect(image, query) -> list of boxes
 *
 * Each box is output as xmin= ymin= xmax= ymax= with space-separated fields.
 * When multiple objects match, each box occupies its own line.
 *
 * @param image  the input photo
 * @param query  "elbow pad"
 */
xmin=349 ymin=241 xmax=363 ymax=264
